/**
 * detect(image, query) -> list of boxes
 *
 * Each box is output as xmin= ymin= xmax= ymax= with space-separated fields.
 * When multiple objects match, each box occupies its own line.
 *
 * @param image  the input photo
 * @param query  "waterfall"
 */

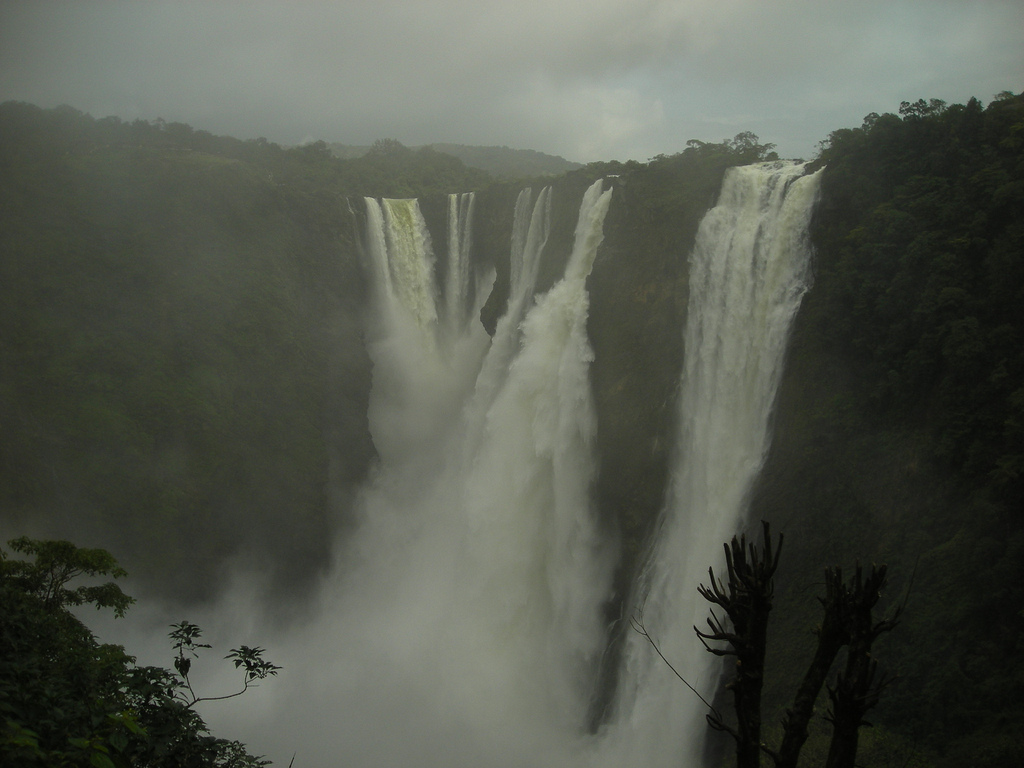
xmin=601 ymin=160 xmax=823 ymax=766
xmin=380 ymin=197 xmax=439 ymax=335
xmin=361 ymin=196 xmax=451 ymax=465
xmin=315 ymin=180 xmax=615 ymax=767
xmin=331 ymin=167 xmax=819 ymax=767
xmin=445 ymin=192 xmax=476 ymax=335
xmin=170 ymin=165 xmax=820 ymax=768
xmin=453 ymin=179 xmax=614 ymax=731
xmin=462 ymin=185 xmax=551 ymax=443
xmin=363 ymin=197 xmax=393 ymax=300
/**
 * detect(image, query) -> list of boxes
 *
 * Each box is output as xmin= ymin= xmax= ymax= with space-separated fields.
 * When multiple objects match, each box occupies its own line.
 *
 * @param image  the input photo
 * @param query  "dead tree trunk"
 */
xmin=774 ymin=567 xmax=853 ymax=768
xmin=824 ymin=564 xmax=900 ymax=768
xmin=695 ymin=521 xmax=782 ymax=768
xmin=692 ymin=525 xmax=899 ymax=768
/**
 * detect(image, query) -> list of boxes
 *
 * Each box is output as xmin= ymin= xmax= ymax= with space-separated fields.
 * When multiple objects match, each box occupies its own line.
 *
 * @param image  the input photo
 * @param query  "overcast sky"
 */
xmin=1 ymin=0 xmax=1021 ymax=162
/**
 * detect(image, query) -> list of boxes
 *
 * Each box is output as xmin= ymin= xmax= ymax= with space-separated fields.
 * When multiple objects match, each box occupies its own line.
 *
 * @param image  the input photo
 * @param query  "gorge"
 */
xmin=1 ymin=95 xmax=1022 ymax=767
xmin=181 ymin=163 xmax=820 ymax=767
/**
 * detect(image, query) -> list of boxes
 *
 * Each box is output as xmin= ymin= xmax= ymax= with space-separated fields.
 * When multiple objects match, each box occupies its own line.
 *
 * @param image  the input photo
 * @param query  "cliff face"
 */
xmin=0 ymin=103 xmax=376 ymax=601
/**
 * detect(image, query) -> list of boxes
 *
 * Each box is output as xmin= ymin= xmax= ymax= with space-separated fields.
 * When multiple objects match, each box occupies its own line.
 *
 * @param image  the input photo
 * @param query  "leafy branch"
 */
xmin=169 ymin=621 xmax=281 ymax=709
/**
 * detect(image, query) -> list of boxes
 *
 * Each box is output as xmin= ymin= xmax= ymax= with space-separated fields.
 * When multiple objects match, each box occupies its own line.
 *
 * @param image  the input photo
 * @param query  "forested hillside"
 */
xmin=751 ymin=92 xmax=1024 ymax=767
xmin=328 ymin=140 xmax=581 ymax=178
xmin=0 ymin=103 xmax=493 ymax=602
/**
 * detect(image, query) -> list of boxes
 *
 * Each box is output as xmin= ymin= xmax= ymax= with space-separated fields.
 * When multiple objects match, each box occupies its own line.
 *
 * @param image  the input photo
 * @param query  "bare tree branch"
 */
xmin=631 ymin=607 xmax=723 ymax=723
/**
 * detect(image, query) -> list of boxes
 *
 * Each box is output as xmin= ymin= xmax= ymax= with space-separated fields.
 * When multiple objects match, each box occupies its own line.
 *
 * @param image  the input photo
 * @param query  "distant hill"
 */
xmin=327 ymin=143 xmax=373 ymax=159
xmin=427 ymin=143 xmax=582 ymax=178
xmin=327 ymin=141 xmax=581 ymax=179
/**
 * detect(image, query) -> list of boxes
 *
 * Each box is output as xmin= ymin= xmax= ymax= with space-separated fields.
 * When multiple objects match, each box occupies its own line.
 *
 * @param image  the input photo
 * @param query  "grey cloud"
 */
xmin=1 ymin=0 xmax=1021 ymax=161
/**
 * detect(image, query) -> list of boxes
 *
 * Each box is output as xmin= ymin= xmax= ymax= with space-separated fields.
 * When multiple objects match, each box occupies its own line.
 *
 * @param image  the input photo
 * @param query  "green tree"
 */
xmin=169 ymin=621 xmax=280 ymax=708
xmin=0 ymin=537 xmax=277 ymax=767
xmin=2 ymin=536 xmax=134 ymax=616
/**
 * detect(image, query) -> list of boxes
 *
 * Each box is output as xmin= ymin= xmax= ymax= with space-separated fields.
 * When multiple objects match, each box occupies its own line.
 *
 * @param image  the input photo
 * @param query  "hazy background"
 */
xmin=2 ymin=0 xmax=1021 ymax=161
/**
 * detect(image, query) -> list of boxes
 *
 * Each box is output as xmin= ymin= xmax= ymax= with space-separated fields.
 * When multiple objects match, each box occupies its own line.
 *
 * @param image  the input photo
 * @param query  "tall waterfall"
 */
xmin=302 ymin=180 xmax=617 ymax=767
xmin=182 ymin=163 xmax=821 ymax=768
xmin=602 ymin=160 xmax=824 ymax=766
xmin=445 ymin=192 xmax=476 ymax=335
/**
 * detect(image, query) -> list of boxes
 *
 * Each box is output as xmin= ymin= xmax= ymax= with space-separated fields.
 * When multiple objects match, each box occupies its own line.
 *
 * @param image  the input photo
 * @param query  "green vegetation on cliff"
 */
xmin=814 ymin=93 xmax=1024 ymax=500
xmin=0 ymin=102 xmax=376 ymax=601
xmin=751 ymin=91 xmax=1024 ymax=768
xmin=328 ymin=140 xmax=581 ymax=179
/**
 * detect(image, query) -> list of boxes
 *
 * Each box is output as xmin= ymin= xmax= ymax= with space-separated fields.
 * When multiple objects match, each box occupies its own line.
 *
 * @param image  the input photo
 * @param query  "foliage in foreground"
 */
xmin=0 ymin=537 xmax=277 ymax=767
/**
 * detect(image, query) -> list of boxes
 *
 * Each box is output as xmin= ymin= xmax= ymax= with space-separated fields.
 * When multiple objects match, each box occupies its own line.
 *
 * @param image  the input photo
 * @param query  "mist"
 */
xmin=77 ymin=161 xmax=823 ymax=768
xmin=95 ymin=181 xmax=619 ymax=768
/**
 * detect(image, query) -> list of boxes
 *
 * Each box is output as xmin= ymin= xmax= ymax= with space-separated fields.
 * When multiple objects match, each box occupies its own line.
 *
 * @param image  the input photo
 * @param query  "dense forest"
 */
xmin=1 ymin=92 xmax=1022 ymax=766
xmin=752 ymin=92 xmax=1024 ymax=767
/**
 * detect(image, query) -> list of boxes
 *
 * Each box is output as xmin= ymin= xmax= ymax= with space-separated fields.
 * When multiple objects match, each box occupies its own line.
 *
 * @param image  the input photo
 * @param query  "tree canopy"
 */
xmin=1 ymin=537 xmax=277 ymax=767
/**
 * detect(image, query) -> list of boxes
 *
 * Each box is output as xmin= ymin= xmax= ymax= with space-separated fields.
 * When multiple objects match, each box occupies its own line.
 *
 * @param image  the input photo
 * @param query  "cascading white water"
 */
xmin=279 ymin=180 xmax=615 ymax=767
xmin=445 ymin=192 xmax=475 ymax=335
xmin=601 ymin=160 xmax=823 ymax=766
xmin=137 ymin=165 xmax=820 ymax=768
xmin=461 ymin=185 xmax=551 ymax=445
xmin=363 ymin=197 xmax=393 ymax=300
xmin=451 ymin=180 xmax=615 ymax=735
xmin=380 ymin=197 xmax=439 ymax=335
xmin=360 ymin=196 xmax=450 ymax=466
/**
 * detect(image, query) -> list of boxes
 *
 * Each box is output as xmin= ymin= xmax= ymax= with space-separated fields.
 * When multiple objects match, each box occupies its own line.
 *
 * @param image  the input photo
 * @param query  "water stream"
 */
xmin=114 ymin=164 xmax=821 ymax=768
